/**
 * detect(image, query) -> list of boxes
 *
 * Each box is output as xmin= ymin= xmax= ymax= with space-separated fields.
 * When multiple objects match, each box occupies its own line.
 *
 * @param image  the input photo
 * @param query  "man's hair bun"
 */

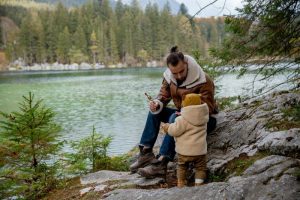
xmin=167 ymin=46 xmax=184 ymax=67
xmin=170 ymin=46 xmax=179 ymax=53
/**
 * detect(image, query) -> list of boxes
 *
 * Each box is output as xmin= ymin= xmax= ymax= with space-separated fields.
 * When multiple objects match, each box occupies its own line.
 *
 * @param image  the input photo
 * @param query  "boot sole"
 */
xmin=130 ymin=155 xmax=155 ymax=173
xmin=137 ymin=169 xmax=166 ymax=179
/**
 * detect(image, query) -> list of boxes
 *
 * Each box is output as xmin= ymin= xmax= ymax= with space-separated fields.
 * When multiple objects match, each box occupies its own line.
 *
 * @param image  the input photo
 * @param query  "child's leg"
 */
xmin=194 ymin=155 xmax=207 ymax=186
xmin=177 ymin=154 xmax=188 ymax=187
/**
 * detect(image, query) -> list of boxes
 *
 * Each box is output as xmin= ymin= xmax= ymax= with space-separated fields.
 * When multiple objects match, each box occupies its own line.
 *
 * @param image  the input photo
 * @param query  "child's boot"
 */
xmin=177 ymin=179 xmax=186 ymax=188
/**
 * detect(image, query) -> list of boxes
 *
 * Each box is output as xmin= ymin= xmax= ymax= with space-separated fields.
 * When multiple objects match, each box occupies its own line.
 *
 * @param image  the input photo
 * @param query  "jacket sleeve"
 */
xmin=150 ymin=78 xmax=172 ymax=114
xmin=199 ymin=74 xmax=218 ymax=115
xmin=167 ymin=117 xmax=186 ymax=137
xmin=156 ymin=78 xmax=172 ymax=106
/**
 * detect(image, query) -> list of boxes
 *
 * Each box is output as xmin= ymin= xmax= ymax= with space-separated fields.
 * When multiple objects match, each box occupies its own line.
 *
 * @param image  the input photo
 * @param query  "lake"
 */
xmin=0 ymin=67 xmax=291 ymax=155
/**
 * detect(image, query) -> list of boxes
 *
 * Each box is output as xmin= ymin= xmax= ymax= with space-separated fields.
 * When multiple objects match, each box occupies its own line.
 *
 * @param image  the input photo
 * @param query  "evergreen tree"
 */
xmin=109 ymin=26 xmax=119 ymax=64
xmin=210 ymin=0 xmax=299 ymax=94
xmin=68 ymin=10 xmax=79 ymax=34
xmin=0 ymin=92 xmax=62 ymax=199
xmin=64 ymin=126 xmax=112 ymax=174
xmin=54 ymin=2 xmax=69 ymax=33
xmin=130 ymin=0 xmax=142 ymax=56
xmin=145 ymin=3 xmax=161 ymax=59
xmin=56 ymin=26 xmax=71 ymax=63
xmin=34 ymin=16 xmax=46 ymax=63
xmin=120 ymin=11 xmax=134 ymax=59
xmin=73 ymin=25 xmax=88 ymax=55
xmin=137 ymin=49 xmax=149 ymax=65
xmin=19 ymin=15 xmax=34 ymax=65
xmin=43 ymin=12 xmax=58 ymax=63
xmin=94 ymin=17 xmax=106 ymax=63
xmin=69 ymin=46 xmax=88 ymax=63
xmin=178 ymin=3 xmax=188 ymax=16
xmin=89 ymin=30 xmax=99 ymax=64
xmin=115 ymin=0 xmax=125 ymax=22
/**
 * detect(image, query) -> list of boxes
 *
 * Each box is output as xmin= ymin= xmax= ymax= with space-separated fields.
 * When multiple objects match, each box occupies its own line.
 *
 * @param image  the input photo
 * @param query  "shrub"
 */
xmin=0 ymin=92 xmax=62 ymax=199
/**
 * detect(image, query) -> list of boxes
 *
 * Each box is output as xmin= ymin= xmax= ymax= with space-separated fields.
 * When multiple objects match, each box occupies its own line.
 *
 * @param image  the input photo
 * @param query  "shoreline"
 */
xmin=1 ymin=61 xmax=298 ymax=74
xmin=0 ymin=66 xmax=166 ymax=74
xmin=1 ymin=60 xmax=166 ymax=72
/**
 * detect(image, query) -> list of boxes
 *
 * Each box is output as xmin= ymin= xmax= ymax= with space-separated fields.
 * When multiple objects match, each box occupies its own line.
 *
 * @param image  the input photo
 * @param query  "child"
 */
xmin=162 ymin=93 xmax=209 ymax=187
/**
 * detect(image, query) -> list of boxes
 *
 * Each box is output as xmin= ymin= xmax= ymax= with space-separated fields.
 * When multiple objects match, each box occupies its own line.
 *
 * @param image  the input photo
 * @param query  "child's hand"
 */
xmin=161 ymin=123 xmax=170 ymax=134
xmin=175 ymin=111 xmax=181 ymax=116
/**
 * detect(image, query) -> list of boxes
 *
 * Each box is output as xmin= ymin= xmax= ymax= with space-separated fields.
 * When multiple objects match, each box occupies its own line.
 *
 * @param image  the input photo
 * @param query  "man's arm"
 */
xmin=150 ymin=78 xmax=172 ymax=114
xmin=199 ymin=74 xmax=217 ymax=115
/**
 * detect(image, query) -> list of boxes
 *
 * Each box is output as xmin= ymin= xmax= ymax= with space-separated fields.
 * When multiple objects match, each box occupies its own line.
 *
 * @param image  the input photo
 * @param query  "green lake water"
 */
xmin=0 ymin=67 xmax=291 ymax=155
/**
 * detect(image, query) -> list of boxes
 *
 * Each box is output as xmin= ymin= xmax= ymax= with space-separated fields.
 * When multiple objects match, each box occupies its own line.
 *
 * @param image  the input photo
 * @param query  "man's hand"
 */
xmin=149 ymin=100 xmax=160 ymax=112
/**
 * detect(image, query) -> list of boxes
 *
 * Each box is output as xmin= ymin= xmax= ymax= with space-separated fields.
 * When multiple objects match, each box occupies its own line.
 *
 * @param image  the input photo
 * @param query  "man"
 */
xmin=130 ymin=46 xmax=218 ymax=178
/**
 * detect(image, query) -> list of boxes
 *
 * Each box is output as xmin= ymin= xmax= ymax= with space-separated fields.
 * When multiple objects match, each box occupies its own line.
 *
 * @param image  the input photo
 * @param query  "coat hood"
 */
xmin=180 ymin=104 xmax=209 ymax=126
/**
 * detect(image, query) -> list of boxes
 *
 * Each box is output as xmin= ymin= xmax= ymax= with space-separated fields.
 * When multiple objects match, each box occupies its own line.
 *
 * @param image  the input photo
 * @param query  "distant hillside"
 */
xmin=0 ymin=0 xmax=53 ymax=9
xmin=1 ymin=0 xmax=182 ymax=14
xmin=122 ymin=0 xmax=181 ymax=14
xmin=34 ymin=0 xmax=102 ymax=7
xmin=34 ymin=0 xmax=181 ymax=14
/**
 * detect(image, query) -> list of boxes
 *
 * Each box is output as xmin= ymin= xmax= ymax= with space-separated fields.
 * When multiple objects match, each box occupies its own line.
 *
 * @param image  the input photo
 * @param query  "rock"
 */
xmin=94 ymin=184 xmax=107 ymax=192
xmin=242 ymin=155 xmax=290 ymax=176
xmin=105 ymin=155 xmax=300 ymax=200
xmin=79 ymin=62 xmax=92 ymax=69
xmin=94 ymin=63 xmax=105 ymax=69
xmin=80 ymin=170 xmax=165 ymax=192
xmin=69 ymin=63 xmax=79 ymax=70
xmin=133 ymin=177 xmax=165 ymax=187
xmin=207 ymin=91 xmax=300 ymax=173
xmin=108 ymin=177 xmax=165 ymax=190
xmin=80 ymin=187 xmax=93 ymax=196
xmin=80 ymin=170 xmax=136 ymax=185
xmin=257 ymin=128 xmax=300 ymax=156
xmin=104 ymin=184 xmax=229 ymax=200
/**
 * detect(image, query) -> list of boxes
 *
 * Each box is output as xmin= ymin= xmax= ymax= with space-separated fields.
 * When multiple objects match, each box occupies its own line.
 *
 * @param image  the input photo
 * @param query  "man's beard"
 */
xmin=176 ymin=79 xmax=184 ymax=86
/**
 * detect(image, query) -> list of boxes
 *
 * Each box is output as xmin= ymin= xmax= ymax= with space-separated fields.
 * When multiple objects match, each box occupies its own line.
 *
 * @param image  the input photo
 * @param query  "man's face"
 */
xmin=168 ymin=60 xmax=188 ymax=85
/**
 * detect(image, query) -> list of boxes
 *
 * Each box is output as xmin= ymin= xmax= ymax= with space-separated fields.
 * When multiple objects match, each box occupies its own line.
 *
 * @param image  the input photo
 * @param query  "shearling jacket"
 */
xmin=167 ymin=103 xmax=209 ymax=156
xmin=151 ymin=55 xmax=218 ymax=115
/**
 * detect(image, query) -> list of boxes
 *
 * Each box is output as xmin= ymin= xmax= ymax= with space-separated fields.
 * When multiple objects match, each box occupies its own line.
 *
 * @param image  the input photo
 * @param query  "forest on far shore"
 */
xmin=0 ymin=0 xmax=225 ymax=66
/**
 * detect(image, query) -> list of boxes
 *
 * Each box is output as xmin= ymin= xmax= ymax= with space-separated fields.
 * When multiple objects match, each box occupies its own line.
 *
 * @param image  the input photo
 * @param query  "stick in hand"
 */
xmin=145 ymin=92 xmax=159 ymax=112
xmin=144 ymin=92 xmax=153 ymax=101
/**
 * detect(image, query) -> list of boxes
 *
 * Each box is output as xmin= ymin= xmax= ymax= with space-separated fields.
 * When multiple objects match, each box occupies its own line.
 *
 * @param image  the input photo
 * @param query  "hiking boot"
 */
xmin=130 ymin=145 xmax=155 ymax=173
xmin=137 ymin=156 xmax=169 ymax=179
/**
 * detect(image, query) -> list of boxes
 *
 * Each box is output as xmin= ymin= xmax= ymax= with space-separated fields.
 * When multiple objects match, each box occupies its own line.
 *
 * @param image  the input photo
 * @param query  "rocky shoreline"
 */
xmin=48 ymin=90 xmax=300 ymax=199
xmin=4 ymin=60 xmax=163 ymax=72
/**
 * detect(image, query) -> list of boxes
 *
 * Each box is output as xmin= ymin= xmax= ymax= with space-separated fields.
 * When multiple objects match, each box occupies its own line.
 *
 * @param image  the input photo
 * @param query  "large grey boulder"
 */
xmin=105 ymin=155 xmax=300 ymax=200
xmin=207 ymin=91 xmax=300 ymax=173
xmin=80 ymin=170 xmax=164 ymax=191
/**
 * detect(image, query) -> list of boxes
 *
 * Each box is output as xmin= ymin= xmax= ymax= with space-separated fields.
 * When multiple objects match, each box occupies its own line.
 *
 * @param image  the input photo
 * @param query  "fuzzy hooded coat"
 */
xmin=167 ymin=103 xmax=209 ymax=156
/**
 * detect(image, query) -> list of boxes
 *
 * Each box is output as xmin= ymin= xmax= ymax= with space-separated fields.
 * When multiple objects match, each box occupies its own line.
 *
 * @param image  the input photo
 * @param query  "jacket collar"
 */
xmin=163 ymin=55 xmax=206 ymax=88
